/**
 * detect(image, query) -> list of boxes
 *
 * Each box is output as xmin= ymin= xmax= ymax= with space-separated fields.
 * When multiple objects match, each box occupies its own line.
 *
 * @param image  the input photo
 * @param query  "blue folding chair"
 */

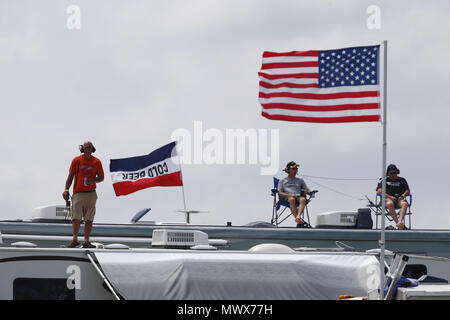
xmin=270 ymin=177 xmax=317 ymax=226
xmin=371 ymin=193 xmax=412 ymax=229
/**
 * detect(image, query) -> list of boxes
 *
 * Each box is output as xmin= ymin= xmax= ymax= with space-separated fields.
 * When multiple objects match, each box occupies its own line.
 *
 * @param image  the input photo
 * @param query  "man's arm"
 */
xmin=278 ymin=189 xmax=294 ymax=198
xmin=400 ymin=188 xmax=410 ymax=200
xmin=62 ymin=172 xmax=74 ymax=200
xmin=86 ymin=160 xmax=105 ymax=185
xmin=400 ymin=179 xmax=410 ymax=199
xmin=301 ymin=180 xmax=311 ymax=195
xmin=85 ymin=175 xmax=104 ymax=186
xmin=277 ymin=180 xmax=295 ymax=198
xmin=377 ymin=187 xmax=396 ymax=201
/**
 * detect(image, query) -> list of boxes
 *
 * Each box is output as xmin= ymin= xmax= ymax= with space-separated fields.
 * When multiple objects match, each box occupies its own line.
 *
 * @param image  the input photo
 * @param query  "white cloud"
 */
xmin=0 ymin=31 xmax=42 ymax=63
xmin=115 ymin=0 xmax=259 ymax=36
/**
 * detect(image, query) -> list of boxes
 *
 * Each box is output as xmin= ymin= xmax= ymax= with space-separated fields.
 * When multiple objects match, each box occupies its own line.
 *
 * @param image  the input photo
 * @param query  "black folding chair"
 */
xmin=270 ymin=177 xmax=318 ymax=227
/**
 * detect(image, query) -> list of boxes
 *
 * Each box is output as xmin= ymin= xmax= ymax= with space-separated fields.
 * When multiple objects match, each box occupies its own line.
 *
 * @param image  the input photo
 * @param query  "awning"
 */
xmin=94 ymin=250 xmax=379 ymax=300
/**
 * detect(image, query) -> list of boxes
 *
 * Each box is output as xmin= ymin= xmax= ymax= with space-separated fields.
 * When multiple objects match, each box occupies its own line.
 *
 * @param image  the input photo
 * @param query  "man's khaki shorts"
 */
xmin=72 ymin=191 xmax=97 ymax=221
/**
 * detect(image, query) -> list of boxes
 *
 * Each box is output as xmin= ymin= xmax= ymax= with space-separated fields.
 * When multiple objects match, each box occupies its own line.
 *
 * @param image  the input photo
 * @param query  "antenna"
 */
xmin=176 ymin=210 xmax=209 ymax=224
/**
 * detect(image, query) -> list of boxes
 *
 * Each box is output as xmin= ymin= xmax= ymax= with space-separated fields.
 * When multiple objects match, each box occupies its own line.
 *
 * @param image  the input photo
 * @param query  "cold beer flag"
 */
xmin=110 ymin=142 xmax=183 ymax=196
xmin=259 ymin=45 xmax=381 ymax=123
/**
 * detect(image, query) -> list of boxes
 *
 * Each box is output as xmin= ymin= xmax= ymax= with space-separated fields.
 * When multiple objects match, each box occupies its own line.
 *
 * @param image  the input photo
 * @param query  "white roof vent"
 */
xmin=190 ymin=245 xmax=217 ymax=251
xmin=151 ymin=229 xmax=209 ymax=249
xmin=105 ymin=243 xmax=130 ymax=250
xmin=248 ymin=243 xmax=295 ymax=253
xmin=11 ymin=241 xmax=38 ymax=248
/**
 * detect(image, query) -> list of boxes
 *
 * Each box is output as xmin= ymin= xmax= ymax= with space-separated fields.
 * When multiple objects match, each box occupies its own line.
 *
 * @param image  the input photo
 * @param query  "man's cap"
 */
xmin=285 ymin=161 xmax=299 ymax=171
xmin=387 ymin=164 xmax=399 ymax=174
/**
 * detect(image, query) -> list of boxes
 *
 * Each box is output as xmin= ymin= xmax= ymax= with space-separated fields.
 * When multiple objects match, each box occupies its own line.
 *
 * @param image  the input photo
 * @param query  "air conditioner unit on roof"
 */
xmin=316 ymin=211 xmax=358 ymax=229
xmin=32 ymin=205 xmax=71 ymax=223
xmin=151 ymin=229 xmax=209 ymax=248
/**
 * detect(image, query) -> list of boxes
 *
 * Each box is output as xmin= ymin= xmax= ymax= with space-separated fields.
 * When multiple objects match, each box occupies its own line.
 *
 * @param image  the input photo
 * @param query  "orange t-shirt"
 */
xmin=69 ymin=155 xmax=104 ymax=194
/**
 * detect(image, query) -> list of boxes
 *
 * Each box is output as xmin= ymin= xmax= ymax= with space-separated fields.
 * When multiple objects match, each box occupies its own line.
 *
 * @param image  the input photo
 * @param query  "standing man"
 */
xmin=377 ymin=164 xmax=410 ymax=230
xmin=278 ymin=161 xmax=312 ymax=227
xmin=62 ymin=141 xmax=104 ymax=248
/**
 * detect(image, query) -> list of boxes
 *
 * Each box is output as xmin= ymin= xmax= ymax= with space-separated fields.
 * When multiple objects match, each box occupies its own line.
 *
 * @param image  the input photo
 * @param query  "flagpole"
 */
xmin=177 ymin=146 xmax=188 ymax=216
xmin=181 ymin=186 xmax=189 ymax=222
xmin=379 ymin=40 xmax=388 ymax=299
xmin=181 ymin=181 xmax=187 ymax=212
xmin=180 ymin=172 xmax=186 ymax=211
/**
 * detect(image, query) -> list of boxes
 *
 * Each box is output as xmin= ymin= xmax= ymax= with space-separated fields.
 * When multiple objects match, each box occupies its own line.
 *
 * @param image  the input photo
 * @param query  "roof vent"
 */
xmin=151 ymin=229 xmax=209 ymax=249
xmin=190 ymin=245 xmax=217 ymax=251
xmin=11 ymin=241 xmax=38 ymax=248
xmin=248 ymin=243 xmax=295 ymax=253
xmin=130 ymin=208 xmax=151 ymax=223
xmin=105 ymin=243 xmax=130 ymax=250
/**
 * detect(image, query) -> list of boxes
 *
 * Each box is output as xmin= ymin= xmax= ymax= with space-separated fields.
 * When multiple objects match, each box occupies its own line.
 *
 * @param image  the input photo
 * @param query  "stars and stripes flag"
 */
xmin=259 ymin=45 xmax=381 ymax=123
xmin=110 ymin=142 xmax=183 ymax=196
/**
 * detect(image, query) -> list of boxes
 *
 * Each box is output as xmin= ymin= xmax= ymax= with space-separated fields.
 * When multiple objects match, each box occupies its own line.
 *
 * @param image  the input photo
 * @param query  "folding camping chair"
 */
xmin=270 ymin=177 xmax=318 ymax=227
xmin=367 ymin=193 xmax=412 ymax=229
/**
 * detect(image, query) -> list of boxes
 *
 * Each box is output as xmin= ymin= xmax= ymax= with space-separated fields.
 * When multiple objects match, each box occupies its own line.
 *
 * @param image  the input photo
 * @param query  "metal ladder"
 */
xmin=383 ymin=253 xmax=409 ymax=300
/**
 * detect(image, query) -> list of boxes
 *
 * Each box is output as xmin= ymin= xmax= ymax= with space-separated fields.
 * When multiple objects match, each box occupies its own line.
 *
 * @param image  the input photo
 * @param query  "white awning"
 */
xmin=94 ymin=250 xmax=379 ymax=300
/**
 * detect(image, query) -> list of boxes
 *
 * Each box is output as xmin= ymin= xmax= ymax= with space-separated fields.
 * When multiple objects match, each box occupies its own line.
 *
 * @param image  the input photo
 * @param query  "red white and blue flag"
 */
xmin=110 ymin=142 xmax=183 ymax=196
xmin=259 ymin=45 xmax=381 ymax=123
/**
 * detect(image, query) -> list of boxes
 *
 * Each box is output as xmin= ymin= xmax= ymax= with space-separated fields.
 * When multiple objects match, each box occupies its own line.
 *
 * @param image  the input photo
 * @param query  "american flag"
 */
xmin=259 ymin=45 xmax=381 ymax=123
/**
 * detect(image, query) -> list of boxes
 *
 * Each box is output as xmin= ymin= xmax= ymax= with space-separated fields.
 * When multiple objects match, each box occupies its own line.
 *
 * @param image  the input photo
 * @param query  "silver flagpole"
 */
xmin=175 ymin=141 xmax=188 ymax=213
xmin=181 ymin=179 xmax=187 ymax=212
xmin=380 ymin=40 xmax=388 ymax=299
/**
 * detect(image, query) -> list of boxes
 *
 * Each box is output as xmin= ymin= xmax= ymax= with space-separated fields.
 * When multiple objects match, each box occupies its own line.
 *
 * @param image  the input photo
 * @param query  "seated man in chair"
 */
xmin=278 ymin=161 xmax=312 ymax=227
xmin=376 ymin=164 xmax=410 ymax=230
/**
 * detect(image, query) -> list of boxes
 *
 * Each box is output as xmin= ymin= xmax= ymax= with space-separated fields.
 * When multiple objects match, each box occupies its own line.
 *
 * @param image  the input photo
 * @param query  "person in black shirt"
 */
xmin=376 ymin=164 xmax=410 ymax=230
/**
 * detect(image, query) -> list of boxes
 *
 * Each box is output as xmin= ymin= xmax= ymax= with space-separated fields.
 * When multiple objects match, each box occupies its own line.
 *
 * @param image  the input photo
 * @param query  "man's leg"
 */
xmin=71 ymin=219 xmax=81 ymax=242
xmin=70 ymin=193 xmax=82 ymax=246
xmin=397 ymin=200 xmax=408 ymax=229
xmin=386 ymin=200 xmax=399 ymax=224
xmin=82 ymin=192 xmax=97 ymax=245
xmin=84 ymin=220 xmax=93 ymax=243
xmin=287 ymin=197 xmax=301 ymax=223
xmin=297 ymin=197 xmax=307 ymax=223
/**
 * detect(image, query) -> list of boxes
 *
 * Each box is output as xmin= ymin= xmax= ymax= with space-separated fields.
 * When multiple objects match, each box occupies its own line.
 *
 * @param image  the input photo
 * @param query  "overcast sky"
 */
xmin=1 ymin=0 xmax=449 ymax=229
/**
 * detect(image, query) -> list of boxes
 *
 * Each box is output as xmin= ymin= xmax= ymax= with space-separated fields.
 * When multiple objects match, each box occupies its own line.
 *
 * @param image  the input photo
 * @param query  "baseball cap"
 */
xmin=387 ymin=164 xmax=399 ymax=174
xmin=285 ymin=161 xmax=299 ymax=171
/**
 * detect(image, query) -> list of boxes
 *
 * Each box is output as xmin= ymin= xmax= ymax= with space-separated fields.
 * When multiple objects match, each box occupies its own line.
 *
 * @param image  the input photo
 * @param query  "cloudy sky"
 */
xmin=1 ymin=0 xmax=449 ymax=229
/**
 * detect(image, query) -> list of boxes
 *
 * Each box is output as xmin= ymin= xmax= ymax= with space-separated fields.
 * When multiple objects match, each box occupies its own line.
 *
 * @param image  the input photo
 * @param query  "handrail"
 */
xmin=85 ymin=250 xmax=121 ymax=300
